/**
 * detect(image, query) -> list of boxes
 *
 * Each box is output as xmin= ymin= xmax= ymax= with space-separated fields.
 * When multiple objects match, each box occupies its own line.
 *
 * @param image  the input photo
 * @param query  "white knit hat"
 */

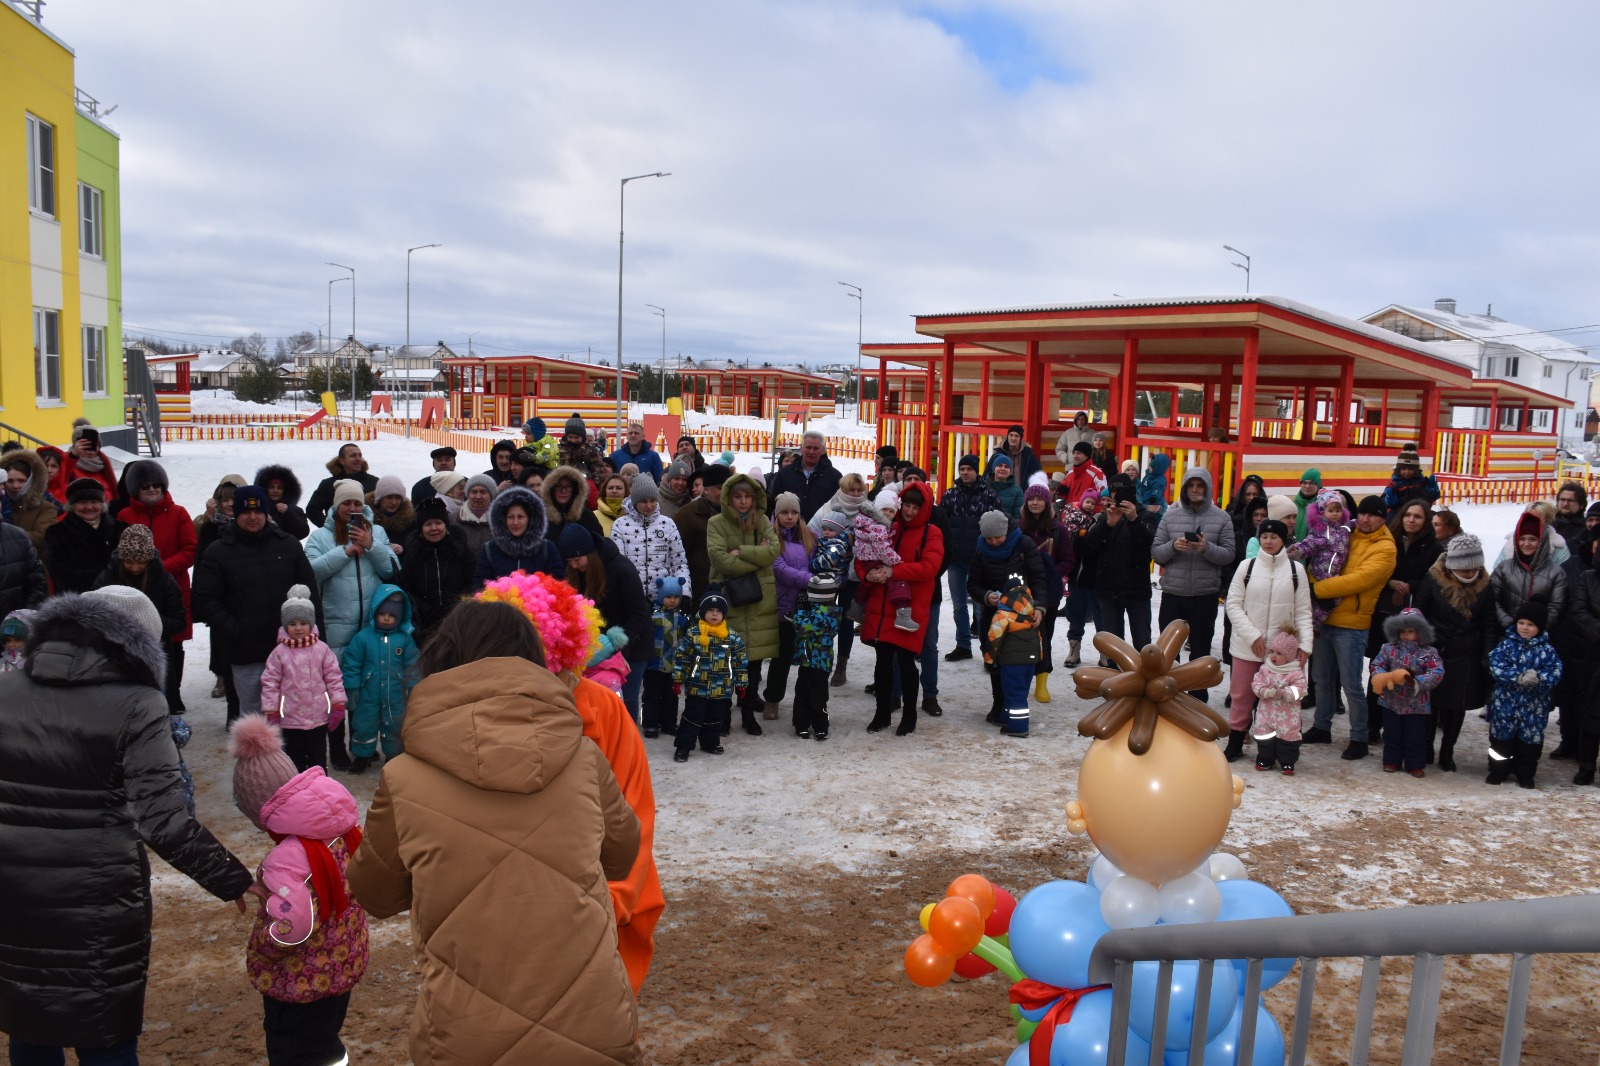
xmin=83 ymin=585 xmax=163 ymax=641
xmin=331 ymin=479 xmax=365 ymax=510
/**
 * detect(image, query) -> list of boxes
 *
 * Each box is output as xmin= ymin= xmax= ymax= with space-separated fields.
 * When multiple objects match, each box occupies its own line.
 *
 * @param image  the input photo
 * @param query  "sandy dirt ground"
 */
xmin=7 ymin=441 xmax=1598 ymax=1064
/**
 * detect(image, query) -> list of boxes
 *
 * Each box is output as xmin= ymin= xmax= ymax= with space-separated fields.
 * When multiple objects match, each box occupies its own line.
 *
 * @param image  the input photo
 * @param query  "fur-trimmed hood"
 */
xmin=254 ymin=464 xmax=303 ymax=506
xmin=489 ymin=486 xmax=550 ymax=557
xmin=24 ymin=592 xmax=166 ymax=690
xmin=324 ymin=453 xmax=369 ymax=479
xmin=0 ymin=448 xmax=49 ymax=511
xmin=1383 ymin=608 xmax=1436 ymax=647
xmin=540 ymin=464 xmax=590 ymax=525
xmin=1426 ymin=554 xmax=1489 ymax=616
xmin=718 ymin=473 xmax=770 ymax=523
xmin=364 ymin=491 xmax=416 ymax=538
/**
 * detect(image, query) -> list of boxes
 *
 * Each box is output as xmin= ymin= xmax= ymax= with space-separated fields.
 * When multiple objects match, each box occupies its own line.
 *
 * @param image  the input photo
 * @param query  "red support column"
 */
xmin=1022 ymin=340 xmax=1043 ymax=457
xmin=939 ymin=339 xmax=957 ymax=483
xmin=1420 ymin=382 xmax=1440 ymax=457
xmin=1237 ymin=331 xmax=1260 ymax=448
xmin=877 ymin=353 xmax=889 ymax=453
xmin=1333 ymin=358 xmax=1355 ymax=448
xmin=921 ymin=361 xmax=936 ymax=473
xmin=1118 ymin=337 xmax=1139 ymax=452
xmin=1219 ymin=358 xmax=1236 ymax=441
xmin=1202 ymin=383 xmax=1215 ymax=437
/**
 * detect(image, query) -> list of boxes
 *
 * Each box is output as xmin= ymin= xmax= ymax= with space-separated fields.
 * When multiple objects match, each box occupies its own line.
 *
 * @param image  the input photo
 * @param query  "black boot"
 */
xmin=1254 ymin=736 xmax=1278 ymax=771
xmin=1223 ymin=730 xmax=1247 ymax=763
xmin=1576 ymin=732 xmax=1600 ymax=785
xmin=1549 ymin=739 xmax=1577 ymax=760
xmin=1437 ymin=705 xmax=1465 ymax=772
xmin=1486 ymin=737 xmax=1515 ymax=785
xmin=741 ymin=706 xmax=763 ymax=736
xmin=1514 ymin=741 xmax=1541 ymax=789
xmin=1277 ymin=740 xmax=1301 ymax=775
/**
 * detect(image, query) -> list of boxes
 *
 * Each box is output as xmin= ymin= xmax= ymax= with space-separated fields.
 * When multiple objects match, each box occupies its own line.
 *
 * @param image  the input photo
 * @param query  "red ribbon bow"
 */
xmin=1009 ymin=979 xmax=1112 ymax=1066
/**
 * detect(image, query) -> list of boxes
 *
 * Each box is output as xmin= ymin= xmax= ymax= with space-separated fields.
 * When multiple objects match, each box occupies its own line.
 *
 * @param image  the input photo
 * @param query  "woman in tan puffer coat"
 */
xmin=706 ymin=473 xmax=780 ymax=734
xmin=348 ymin=601 xmax=642 ymax=1065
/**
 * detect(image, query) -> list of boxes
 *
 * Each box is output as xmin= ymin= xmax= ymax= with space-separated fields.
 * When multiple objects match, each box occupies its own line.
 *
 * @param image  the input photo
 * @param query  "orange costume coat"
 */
xmin=567 ymin=674 xmax=664 ymax=995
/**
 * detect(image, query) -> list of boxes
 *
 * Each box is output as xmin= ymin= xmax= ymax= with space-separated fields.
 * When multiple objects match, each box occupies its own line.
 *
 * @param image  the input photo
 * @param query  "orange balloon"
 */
xmin=1076 ymin=716 xmax=1234 ymax=885
xmin=928 ymin=896 xmax=984 ymax=955
xmin=947 ymin=874 xmax=996 ymax=920
xmin=904 ymin=933 xmax=958 ymax=987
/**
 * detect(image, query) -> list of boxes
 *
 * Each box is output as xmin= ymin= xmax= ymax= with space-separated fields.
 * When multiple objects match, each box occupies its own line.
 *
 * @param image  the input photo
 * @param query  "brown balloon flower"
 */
xmin=1071 ymin=621 xmax=1227 ymax=755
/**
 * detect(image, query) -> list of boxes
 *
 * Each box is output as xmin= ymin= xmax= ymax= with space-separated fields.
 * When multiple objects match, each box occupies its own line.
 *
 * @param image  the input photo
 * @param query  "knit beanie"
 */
xmin=1515 ymin=512 xmax=1544 ymax=544
xmin=718 ymin=451 xmax=736 ymax=467
xmin=374 ymin=474 xmax=407 ymax=502
xmin=1588 ymin=502 xmax=1600 ymax=520
xmin=564 ymin=413 xmax=586 ymax=437
xmin=0 ymin=609 xmax=33 ymax=641
xmin=65 ymin=477 xmax=104 ymax=505
xmin=83 ymin=585 xmax=162 ymax=641
xmin=1357 ymin=495 xmax=1387 ymax=518
xmin=558 ymin=523 xmax=595 ymax=559
xmin=214 ymin=473 xmax=247 ymax=501
xmin=818 ymin=509 xmax=850 ymax=533
xmin=699 ymin=584 xmax=730 ymax=618
xmin=1514 ymin=600 xmax=1548 ymax=634
xmin=114 ymin=523 xmax=159 ymax=562
xmin=376 ymin=592 xmax=405 ymax=619
xmin=430 ymin=470 xmax=467 ymax=496
xmin=1300 ymin=468 xmax=1322 ymax=487
xmin=631 ymin=475 xmax=660 ymax=504
xmin=71 ymin=422 xmax=99 ymax=447
xmin=747 ymin=465 xmax=764 ymax=480
xmin=523 ymin=417 xmax=547 ymax=440
xmin=699 ymin=464 xmax=731 ymax=488
xmin=1072 ymin=441 xmax=1093 ymax=458
xmin=228 ymin=715 xmax=300 ymax=831
xmin=281 ymin=583 xmax=316 ymax=626
xmin=877 ymin=487 xmax=901 ymax=515
xmin=979 ymin=510 xmax=1009 ymax=539
xmin=1257 ymin=518 xmax=1290 ymax=543
xmin=1120 ymin=460 xmax=1140 ymax=477
xmin=992 ymin=456 xmax=1013 ymax=474
xmin=1266 ymin=494 xmax=1297 ymax=522
xmin=1395 ymin=445 xmax=1422 ymax=468
xmin=1023 ymin=472 xmax=1052 ymax=506
xmin=233 ymin=485 xmax=270 ymax=514
xmin=331 ymin=479 xmax=365 ymax=510
xmin=665 ymin=459 xmax=693 ymax=483
xmin=1445 ymin=533 xmax=1484 ymax=571
xmin=773 ymin=491 xmax=801 ymax=515
xmin=1266 ymin=628 xmax=1300 ymax=662
xmin=876 ymin=444 xmax=898 ymax=461
xmin=958 ymin=453 xmax=980 ymax=472
xmin=653 ymin=575 xmax=683 ymax=604
xmin=416 ymin=496 xmax=451 ymax=527
xmin=1008 ymin=424 xmax=1024 ymax=437
xmin=466 ymin=473 xmax=499 ymax=497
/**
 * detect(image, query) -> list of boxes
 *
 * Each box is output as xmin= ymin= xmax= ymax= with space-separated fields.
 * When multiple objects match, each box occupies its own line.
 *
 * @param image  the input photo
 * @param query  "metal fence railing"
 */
xmin=1088 ymin=893 xmax=1600 ymax=1066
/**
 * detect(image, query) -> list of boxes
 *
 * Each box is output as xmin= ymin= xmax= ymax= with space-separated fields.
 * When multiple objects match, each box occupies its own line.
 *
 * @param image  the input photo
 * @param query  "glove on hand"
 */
xmin=1370 ymin=669 xmax=1410 ymax=695
xmin=329 ymin=703 xmax=347 ymax=730
xmin=672 ymin=682 xmax=682 ymax=696
xmin=604 ymin=625 xmax=629 ymax=652
xmin=1517 ymin=669 xmax=1541 ymax=690
xmin=1259 ymin=686 xmax=1278 ymax=700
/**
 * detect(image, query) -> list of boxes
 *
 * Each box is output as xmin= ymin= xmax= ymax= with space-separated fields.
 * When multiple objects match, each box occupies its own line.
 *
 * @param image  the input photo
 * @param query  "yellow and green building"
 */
xmin=0 ymin=1 xmax=121 ymax=446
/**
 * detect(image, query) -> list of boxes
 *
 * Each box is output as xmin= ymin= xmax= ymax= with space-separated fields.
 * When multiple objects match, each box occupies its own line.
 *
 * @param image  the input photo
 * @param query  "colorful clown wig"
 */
xmin=476 ymin=570 xmax=602 ymax=675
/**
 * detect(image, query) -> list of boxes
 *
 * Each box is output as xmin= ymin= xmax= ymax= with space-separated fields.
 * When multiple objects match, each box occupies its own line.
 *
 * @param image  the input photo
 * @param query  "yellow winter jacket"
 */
xmin=1313 ymin=523 xmax=1397 ymax=632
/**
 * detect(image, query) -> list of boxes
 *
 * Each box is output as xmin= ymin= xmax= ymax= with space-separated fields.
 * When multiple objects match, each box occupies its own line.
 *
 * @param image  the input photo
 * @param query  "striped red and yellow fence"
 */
xmin=162 ymin=423 xmax=378 ymax=443
xmin=190 ymin=413 xmax=311 ymax=425
xmin=1435 ymin=474 xmax=1600 ymax=507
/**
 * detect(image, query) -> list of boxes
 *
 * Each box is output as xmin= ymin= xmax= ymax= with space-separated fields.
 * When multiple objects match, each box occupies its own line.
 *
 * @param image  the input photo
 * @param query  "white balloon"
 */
xmin=1090 ymin=854 xmax=1123 ymax=892
xmin=1158 ymin=872 xmax=1223 ymax=926
xmin=1100 ymin=875 xmax=1162 ymax=929
xmin=1208 ymin=853 xmax=1249 ymax=883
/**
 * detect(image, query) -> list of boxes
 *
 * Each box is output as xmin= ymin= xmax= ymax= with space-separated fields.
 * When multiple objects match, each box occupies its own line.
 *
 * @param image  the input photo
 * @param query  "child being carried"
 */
xmin=844 ymin=488 xmax=917 ymax=632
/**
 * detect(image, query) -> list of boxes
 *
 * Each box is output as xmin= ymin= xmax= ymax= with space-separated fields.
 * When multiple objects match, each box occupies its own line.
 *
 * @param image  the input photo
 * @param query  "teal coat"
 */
xmin=340 ymin=582 xmax=419 ymax=719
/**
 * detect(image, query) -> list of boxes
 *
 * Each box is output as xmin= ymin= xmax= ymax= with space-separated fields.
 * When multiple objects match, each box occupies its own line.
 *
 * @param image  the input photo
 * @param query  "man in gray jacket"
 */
xmin=1151 ymin=467 xmax=1235 ymax=699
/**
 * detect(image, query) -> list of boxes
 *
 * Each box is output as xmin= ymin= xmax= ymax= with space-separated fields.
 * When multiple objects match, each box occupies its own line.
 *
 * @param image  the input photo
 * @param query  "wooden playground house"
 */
xmin=138 ymin=349 xmax=196 ymax=425
xmin=866 ymin=296 xmax=1570 ymax=502
xmin=441 ymin=353 xmax=637 ymax=431
xmin=677 ymin=361 xmax=838 ymax=420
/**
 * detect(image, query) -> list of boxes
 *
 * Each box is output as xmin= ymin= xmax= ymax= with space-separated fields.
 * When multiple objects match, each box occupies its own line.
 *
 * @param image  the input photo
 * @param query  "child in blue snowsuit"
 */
xmin=1486 ymin=601 xmax=1563 ymax=788
xmin=1135 ymin=453 xmax=1171 ymax=519
xmin=670 ymin=586 xmax=748 ymax=762
xmin=643 ymin=576 xmax=690 ymax=739
xmin=340 ymin=583 xmax=419 ymax=773
xmin=791 ymin=512 xmax=852 ymax=741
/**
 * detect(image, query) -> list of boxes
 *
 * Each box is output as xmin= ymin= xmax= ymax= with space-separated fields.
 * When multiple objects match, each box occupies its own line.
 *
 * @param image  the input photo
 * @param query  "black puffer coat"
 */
xmin=939 ymin=478 xmax=1003 ymax=563
xmin=1490 ymin=531 xmax=1567 ymax=631
xmin=305 ymin=456 xmax=379 ymax=529
xmin=43 ymin=511 xmax=118 ymax=593
xmin=0 ymin=593 xmax=252 ymax=1047
xmin=1558 ymin=562 xmax=1600 ymax=731
xmin=1084 ymin=511 xmax=1155 ymax=600
xmin=94 ymin=559 xmax=188 ymax=643
xmin=1413 ymin=558 xmax=1496 ymax=713
xmin=399 ymin=526 xmax=477 ymax=636
xmin=0 ymin=522 xmax=46 ymax=616
xmin=575 ymin=537 xmax=654 ymax=668
xmin=254 ymin=463 xmax=310 ymax=540
xmin=190 ymin=520 xmax=322 ymax=665
xmin=770 ymin=454 xmax=843 ymax=522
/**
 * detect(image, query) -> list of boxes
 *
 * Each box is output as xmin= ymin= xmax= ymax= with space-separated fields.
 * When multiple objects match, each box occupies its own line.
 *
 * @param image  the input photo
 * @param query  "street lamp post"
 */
xmin=646 ymin=304 xmax=666 ymax=405
xmin=616 ymin=172 xmax=670 ymax=433
xmin=405 ymin=243 xmax=442 ymax=438
xmin=1223 ymin=245 xmax=1251 ymax=293
xmin=326 ymin=261 xmax=356 ymax=421
xmin=327 ymin=275 xmax=350 ymax=421
xmin=839 ymin=282 xmax=862 ymax=414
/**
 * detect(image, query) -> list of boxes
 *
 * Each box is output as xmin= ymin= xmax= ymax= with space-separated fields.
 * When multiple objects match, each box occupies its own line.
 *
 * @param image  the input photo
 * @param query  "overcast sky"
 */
xmin=42 ymin=0 xmax=1600 ymax=366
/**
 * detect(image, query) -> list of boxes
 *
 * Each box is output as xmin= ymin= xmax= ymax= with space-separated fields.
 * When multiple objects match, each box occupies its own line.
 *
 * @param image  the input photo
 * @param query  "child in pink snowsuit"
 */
xmin=845 ymin=489 xmax=917 ymax=632
xmin=230 ymin=715 xmax=368 ymax=1066
xmin=1251 ymin=628 xmax=1308 ymax=775
xmin=260 ymin=584 xmax=347 ymax=772
xmin=1289 ymin=489 xmax=1351 ymax=627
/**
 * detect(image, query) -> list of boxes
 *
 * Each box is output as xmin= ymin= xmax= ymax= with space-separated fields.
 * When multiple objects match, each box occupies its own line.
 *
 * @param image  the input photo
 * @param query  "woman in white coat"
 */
xmin=608 ymin=476 xmax=690 ymax=600
xmin=1222 ymin=517 xmax=1312 ymax=762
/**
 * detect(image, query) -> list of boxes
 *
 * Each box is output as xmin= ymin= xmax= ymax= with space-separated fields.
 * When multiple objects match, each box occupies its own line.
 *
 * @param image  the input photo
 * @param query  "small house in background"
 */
xmin=381 ymin=341 xmax=453 ymax=396
xmin=442 ymin=351 xmax=636 ymax=431
xmin=676 ymin=358 xmax=837 ymax=419
xmin=1363 ymin=298 xmax=1599 ymax=447
xmin=186 ymin=347 xmax=257 ymax=390
xmin=136 ymin=347 xmax=195 ymax=424
xmin=293 ymin=335 xmax=373 ymax=372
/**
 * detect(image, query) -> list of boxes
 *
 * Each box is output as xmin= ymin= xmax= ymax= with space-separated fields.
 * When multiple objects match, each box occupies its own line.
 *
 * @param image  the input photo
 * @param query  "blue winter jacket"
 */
xmin=303 ymin=504 xmax=398 ymax=652
xmin=1136 ymin=454 xmax=1172 ymax=517
xmin=1488 ymin=626 xmax=1563 ymax=720
xmin=340 ymin=582 xmax=419 ymax=719
xmin=609 ymin=441 xmax=665 ymax=484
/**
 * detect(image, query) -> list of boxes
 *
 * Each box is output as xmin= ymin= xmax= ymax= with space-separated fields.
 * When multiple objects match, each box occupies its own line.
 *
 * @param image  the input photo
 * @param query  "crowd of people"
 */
xmin=2 ymin=410 xmax=1597 ymax=1062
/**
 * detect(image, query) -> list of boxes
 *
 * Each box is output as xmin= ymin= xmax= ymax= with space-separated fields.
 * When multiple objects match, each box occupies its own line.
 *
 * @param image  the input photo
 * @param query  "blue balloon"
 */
xmin=1128 ymin=959 xmax=1240 ymax=1051
xmin=1215 ymin=880 xmax=1296 ymax=990
xmin=1164 ymin=997 xmax=1286 ymax=1066
xmin=1010 ymin=880 xmax=1112 ymax=990
xmin=1007 ymin=1043 xmax=1031 ymax=1066
xmin=1045 ymin=988 xmax=1153 ymax=1066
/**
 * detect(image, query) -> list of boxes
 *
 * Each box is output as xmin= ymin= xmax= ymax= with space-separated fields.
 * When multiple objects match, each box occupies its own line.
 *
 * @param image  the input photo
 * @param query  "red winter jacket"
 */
xmin=855 ymin=483 xmax=944 ymax=654
xmin=117 ymin=493 xmax=198 ymax=640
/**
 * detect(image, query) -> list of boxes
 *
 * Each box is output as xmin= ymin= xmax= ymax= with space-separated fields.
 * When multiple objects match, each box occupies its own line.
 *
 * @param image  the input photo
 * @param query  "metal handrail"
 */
xmin=1088 ymin=894 xmax=1600 ymax=1066
xmin=0 ymin=419 xmax=51 ymax=450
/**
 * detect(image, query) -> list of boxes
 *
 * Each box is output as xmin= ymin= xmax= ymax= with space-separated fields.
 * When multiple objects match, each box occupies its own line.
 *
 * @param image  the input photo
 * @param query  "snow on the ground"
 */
xmin=147 ymin=438 xmax=1578 ymax=906
xmin=189 ymin=389 xmax=316 ymax=416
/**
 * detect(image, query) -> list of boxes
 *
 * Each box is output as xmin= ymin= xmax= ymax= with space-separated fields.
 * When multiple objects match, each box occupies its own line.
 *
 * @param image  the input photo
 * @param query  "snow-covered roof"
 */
xmin=1369 ymin=303 xmax=1600 ymax=365
xmin=392 ymin=343 xmax=453 ymax=359
xmin=190 ymin=349 xmax=251 ymax=372
xmin=379 ymin=367 xmax=444 ymax=382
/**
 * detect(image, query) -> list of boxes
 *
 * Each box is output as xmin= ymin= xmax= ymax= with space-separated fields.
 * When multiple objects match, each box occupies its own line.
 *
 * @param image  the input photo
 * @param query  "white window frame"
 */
xmin=83 ymin=324 xmax=106 ymax=396
xmin=25 ymin=114 xmax=55 ymax=217
xmin=79 ymin=182 xmax=103 ymax=257
xmin=1542 ymin=363 xmax=1553 ymax=379
xmin=1505 ymin=356 xmax=1520 ymax=378
xmin=34 ymin=308 xmax=61 ymax=401
xmin=1531 ymin=409 xmax=1552 ymax=431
